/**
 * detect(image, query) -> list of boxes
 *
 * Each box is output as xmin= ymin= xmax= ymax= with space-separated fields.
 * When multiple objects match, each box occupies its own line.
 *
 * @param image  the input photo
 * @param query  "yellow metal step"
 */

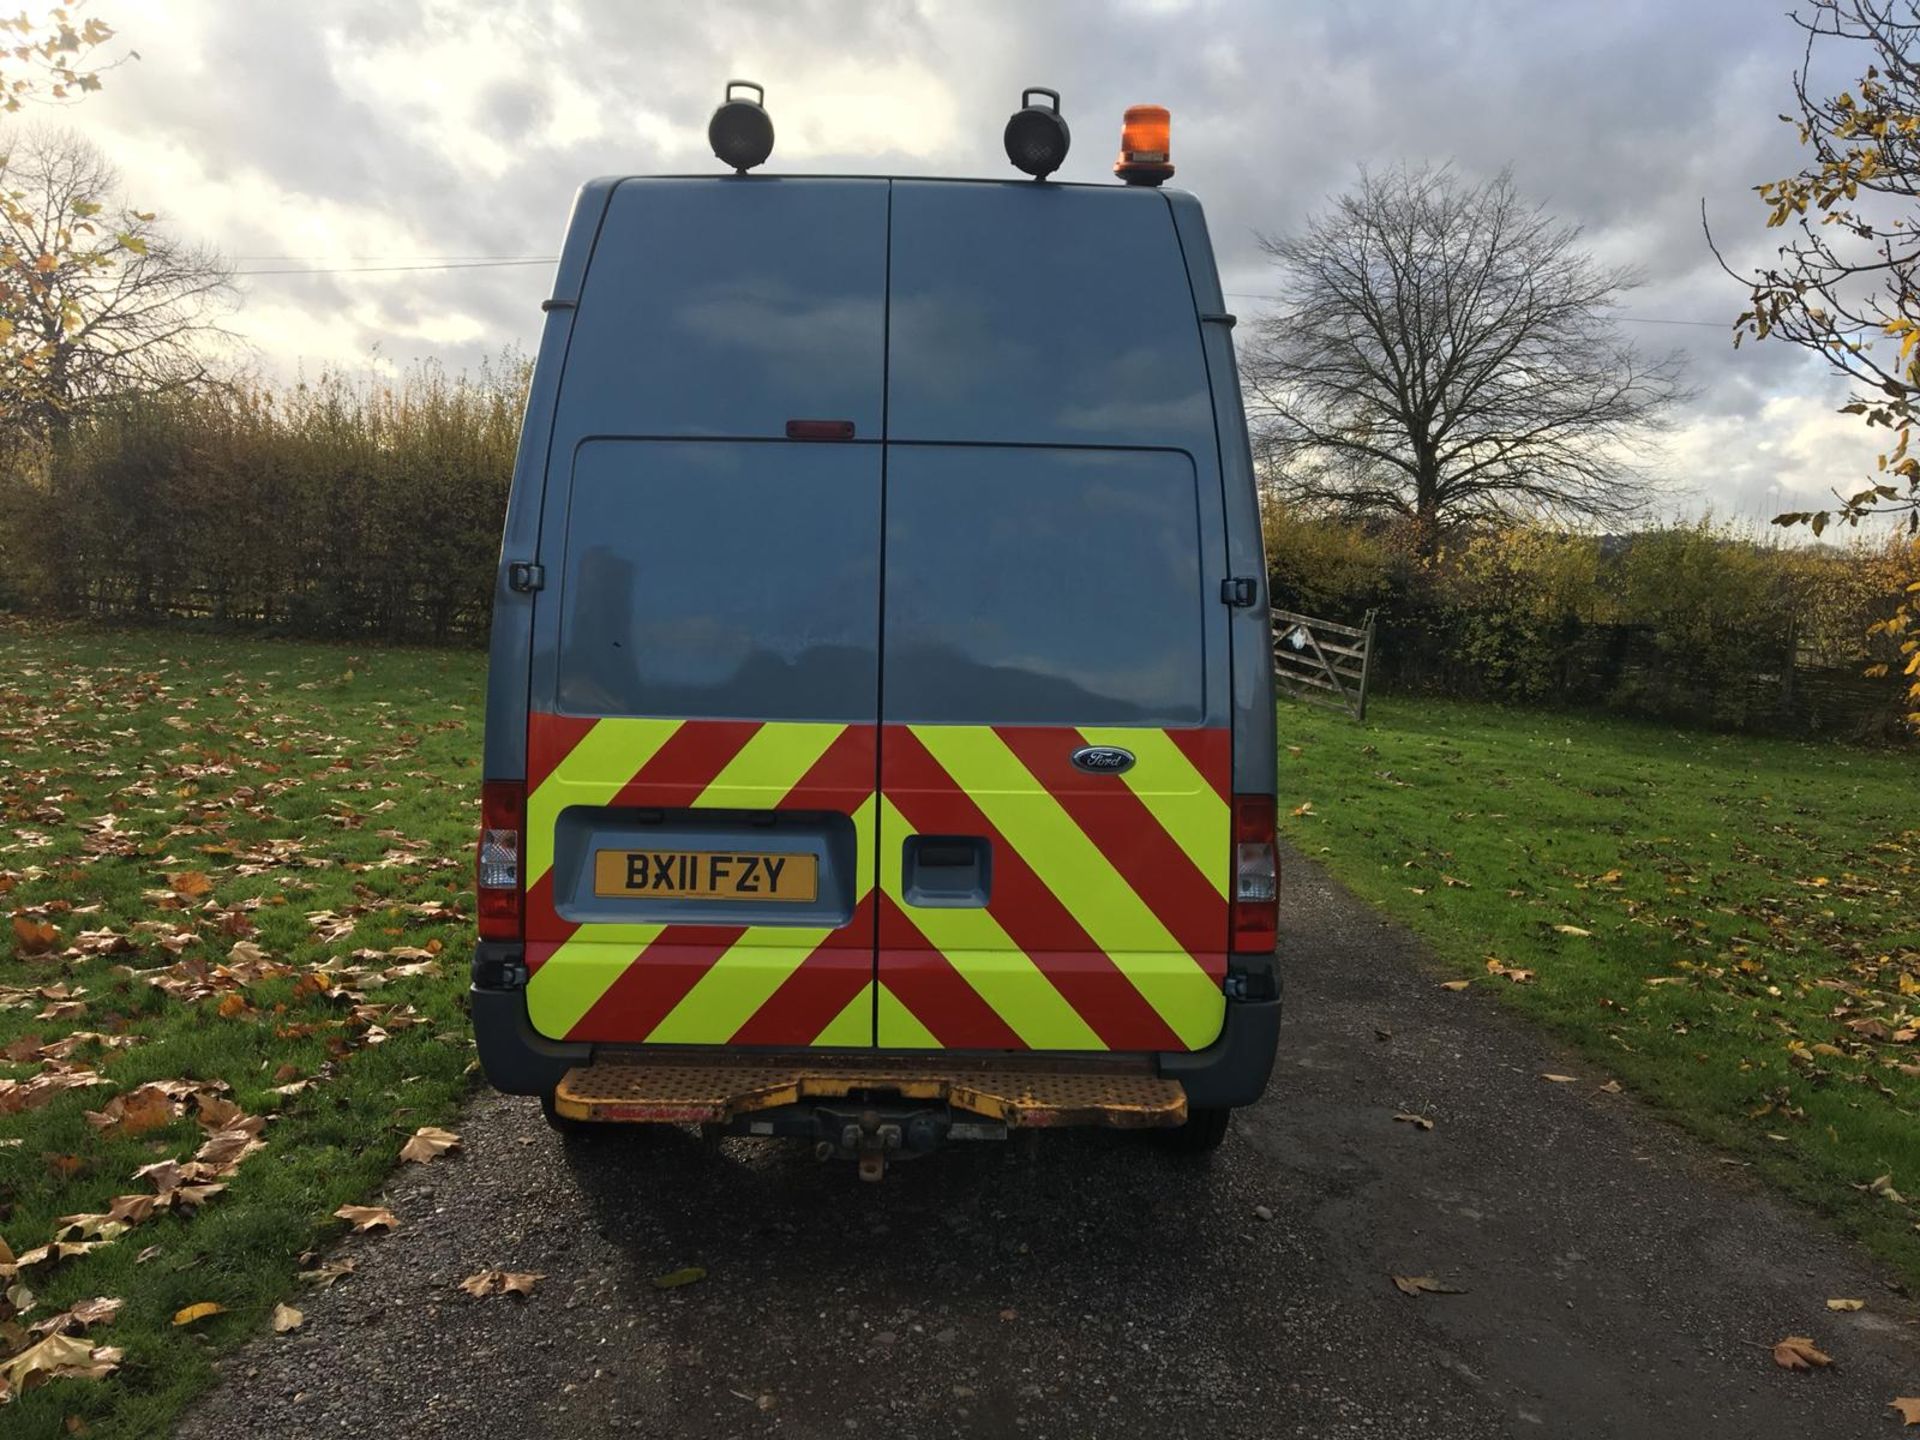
xmin=551 ymin=1055 xmax=1187 ymax=1128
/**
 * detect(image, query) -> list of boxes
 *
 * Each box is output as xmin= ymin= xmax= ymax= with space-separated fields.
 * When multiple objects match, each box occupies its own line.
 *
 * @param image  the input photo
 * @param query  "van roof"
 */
xmin=585 ymin=172 xmax=1194 ymax=196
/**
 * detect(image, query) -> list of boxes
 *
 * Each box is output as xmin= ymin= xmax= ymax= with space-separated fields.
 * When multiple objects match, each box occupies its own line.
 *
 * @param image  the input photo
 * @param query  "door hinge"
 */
xmin=507 ymin=561 xmax=545 ymax=594
xmin=1221 ymin=577 xmax=1259 ymax=607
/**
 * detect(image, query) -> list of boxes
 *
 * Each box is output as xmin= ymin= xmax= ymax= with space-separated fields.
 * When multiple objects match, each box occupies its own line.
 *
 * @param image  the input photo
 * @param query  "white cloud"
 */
xmin=14 ymin=0 xmax=1902 ymax=518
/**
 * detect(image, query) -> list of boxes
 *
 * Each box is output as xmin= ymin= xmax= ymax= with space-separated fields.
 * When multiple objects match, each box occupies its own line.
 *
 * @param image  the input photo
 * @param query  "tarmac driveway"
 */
xmin=182 ymin=847 xmax=1920 ymax=1439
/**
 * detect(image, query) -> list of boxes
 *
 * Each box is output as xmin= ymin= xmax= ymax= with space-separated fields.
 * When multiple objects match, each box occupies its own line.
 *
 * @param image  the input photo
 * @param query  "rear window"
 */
xmin=882 ymin=447 xmax=1205 ymax=726
xmin=556 ymin=440 xmax=880 ymax=721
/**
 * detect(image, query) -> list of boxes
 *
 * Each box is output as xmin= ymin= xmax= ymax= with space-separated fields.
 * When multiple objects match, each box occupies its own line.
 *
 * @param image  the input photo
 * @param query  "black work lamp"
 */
xmin=710 ymin=80 xmax=774 ymax=173
xmin=1004 ymin=87 xmax=1070 ymax=180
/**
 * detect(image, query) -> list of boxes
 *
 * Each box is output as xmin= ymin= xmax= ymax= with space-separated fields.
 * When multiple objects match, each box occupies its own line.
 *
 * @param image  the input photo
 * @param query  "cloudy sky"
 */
xmin=23 ymin=0 xmax=1899 ymax=525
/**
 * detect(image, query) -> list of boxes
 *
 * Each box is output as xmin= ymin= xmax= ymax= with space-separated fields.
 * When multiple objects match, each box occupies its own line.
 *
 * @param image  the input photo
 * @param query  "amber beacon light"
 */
xmin=1114 ymin=104 xmax=1174 ymax=186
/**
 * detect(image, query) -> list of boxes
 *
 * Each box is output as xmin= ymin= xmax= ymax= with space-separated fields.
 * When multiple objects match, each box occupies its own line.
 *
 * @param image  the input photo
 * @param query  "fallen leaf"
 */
xmin=1890 ymin=1397 xmax=1920 ymax=1426
xmin=1390 ymin=1274 xmax=1466 ymax=1296
xmin=1860 ymin=1173 xmax=1911 ymax=1205
xmin=1541 ymin=1074 xmax=1579 ymax=1084
xmin=650 ymin=1266 xmax=706 ymax=1290
xmin=398 ymin=1125 xmax=460 ymax=1164
xmin=332 ymin=1204 xmax=397 ymax=1234
xmin=1392 ymin=1112 xmax=1435 ymax=1131
xmin=11 ymin=915 xmax=60 ymax=956
xmin=1486 ymin=958 xmax=1534 ymax=984
xmin=171 ymin=1301 xmax=226 ymax=1327
xmin=1598 ymin=1080 xmax=1624 ymax=1095
xmin=459 ymin=1269 xmax=545 ymax=1298
xmin=1289 ymin=801 xmax=1315 ymax=818
xmin=167 ymin=871 xmax=214 ymax=899
xmin=1826 ymin=1298 xmax=1865 ymax=1312
xmin=0 ymin=1332 xmax=121 ymax=1393
xmin=1771 ymin=1334 xmax=1832 ymax=1370
xmin=1553 ymin=925 xmax=1592 ymax=937
xmin=296 ymin=1258 xmax=354 ymax=1287
xmin=271 ymin=1303 xmax=303 ymax=1333
xmin=1439 ymin=979 xmax=1470 ymax=991
xmin=30 ymin=1296 xmax=121 ymax=1336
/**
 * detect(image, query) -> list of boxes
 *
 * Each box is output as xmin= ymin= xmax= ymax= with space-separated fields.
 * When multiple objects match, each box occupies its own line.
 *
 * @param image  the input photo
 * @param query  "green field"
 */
xmin=0 ymin=625 xmax=486 ymax=1437
xmin=1277 ymin=695 xmax=1920 ymax=1281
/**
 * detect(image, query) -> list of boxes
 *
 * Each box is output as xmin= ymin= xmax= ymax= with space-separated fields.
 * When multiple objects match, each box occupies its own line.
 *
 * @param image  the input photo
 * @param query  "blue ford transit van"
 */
xmin=472 ymin=88 xmax=1279 ymax=1174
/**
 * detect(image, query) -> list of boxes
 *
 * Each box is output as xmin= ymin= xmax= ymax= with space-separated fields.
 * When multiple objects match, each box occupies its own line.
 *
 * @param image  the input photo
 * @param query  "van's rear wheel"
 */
xmin=1160 ymin=1105 xmax=1232 ymax=1154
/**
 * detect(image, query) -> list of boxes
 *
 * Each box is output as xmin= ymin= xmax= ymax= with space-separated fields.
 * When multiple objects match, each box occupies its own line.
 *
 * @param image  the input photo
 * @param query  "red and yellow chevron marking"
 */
xmin=524 ymin=714 xmax=875 ymax=1048
xmin=518 ymin=713 xmax=1230 ymax=1054
xmin=879 ymin=724 xmax=1227 ymax=1053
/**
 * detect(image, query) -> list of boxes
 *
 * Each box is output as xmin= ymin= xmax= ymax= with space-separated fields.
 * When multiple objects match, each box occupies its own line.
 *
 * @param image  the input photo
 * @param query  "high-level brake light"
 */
xmin=710 ymin=79 xmax=774 ymax=173
xmin=1004 ymin=87 xmax=1070 ymax=180
xmin=1115 ymin=104 xmax=1173 ymax=187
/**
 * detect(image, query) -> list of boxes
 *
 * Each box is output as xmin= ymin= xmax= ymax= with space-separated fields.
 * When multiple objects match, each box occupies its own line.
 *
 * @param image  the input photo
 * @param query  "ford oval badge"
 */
xmin=1070 ymin=745 xmax=1135 ymax=775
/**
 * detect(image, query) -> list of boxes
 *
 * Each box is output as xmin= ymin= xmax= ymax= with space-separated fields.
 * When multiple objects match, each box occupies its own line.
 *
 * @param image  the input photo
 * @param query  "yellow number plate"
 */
xmin=593 ymin=849 xmax=818 ymax=902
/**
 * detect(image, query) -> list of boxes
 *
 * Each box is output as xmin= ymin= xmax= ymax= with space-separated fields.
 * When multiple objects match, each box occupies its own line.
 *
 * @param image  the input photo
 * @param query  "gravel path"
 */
xmin=180 ymin=847 xmax=1920 ymax=1439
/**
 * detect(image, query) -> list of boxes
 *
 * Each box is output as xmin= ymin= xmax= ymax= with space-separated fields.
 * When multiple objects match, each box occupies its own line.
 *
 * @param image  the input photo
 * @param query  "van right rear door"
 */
xmin=875 ymin=181 xmax=1235 ymax=1057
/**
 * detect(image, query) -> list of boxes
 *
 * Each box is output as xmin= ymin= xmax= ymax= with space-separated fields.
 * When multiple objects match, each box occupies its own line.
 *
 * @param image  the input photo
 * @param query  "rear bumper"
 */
xmin=469 ymin=940 xmax=1282 ymax=1109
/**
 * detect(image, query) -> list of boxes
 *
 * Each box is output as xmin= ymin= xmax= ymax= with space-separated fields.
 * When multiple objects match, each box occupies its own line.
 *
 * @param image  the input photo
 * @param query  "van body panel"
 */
xmin=482 ymin=178 xmax=617 ymax=782
xmin=885 ymin=181 xmax=1213 ymax=449
xmin=1165 ymin=189 xmax=1277 ymax=802
xmin=552 ymin=177 xmax=889 ymax=442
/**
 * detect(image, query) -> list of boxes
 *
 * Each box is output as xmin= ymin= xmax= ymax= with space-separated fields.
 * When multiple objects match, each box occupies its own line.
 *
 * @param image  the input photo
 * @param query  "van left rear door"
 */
xmin=522 ymin=178 xmax=889 ymax=1051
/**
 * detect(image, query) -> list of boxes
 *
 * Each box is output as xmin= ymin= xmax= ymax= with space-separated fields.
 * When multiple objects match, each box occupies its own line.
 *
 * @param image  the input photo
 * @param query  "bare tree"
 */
xmin=0 ymin=124 xmax=232 ymax=437
xmin=1242 ymin=165 xmax=1687 ymax=555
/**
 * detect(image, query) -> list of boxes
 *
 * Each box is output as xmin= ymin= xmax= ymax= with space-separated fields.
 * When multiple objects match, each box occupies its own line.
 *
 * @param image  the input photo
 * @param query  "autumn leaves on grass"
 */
xmin=0 ymin=1079 xmax=266 ymax=1400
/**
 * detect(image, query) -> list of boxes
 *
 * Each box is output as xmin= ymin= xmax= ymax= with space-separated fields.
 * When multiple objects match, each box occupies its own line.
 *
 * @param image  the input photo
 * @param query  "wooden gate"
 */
xmin=1272 ymin=607 xmax=1377 ymax=722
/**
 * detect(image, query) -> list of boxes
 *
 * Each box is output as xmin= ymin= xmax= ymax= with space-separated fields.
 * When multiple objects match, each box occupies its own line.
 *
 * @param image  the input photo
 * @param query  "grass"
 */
xmin=1277 ymin=694 xmax=1920 ymax=1285
xmin=0 ymin=622 xmax=487 ymax=1438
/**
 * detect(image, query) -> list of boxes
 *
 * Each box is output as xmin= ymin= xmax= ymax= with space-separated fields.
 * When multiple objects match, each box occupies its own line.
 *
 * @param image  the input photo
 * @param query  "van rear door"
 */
xmin=522 ymin=179 xmax=887 ymax=1051
xmin=875 ymin=182 xmax=1232 ymax=1055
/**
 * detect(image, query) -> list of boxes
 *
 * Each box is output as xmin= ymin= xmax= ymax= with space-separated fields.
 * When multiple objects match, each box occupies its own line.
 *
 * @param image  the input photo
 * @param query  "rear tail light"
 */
xmin=477 ymin=780 xmax=524 ymax=941
xmin=1231 ymin=793 xmax=1278 ymax=952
